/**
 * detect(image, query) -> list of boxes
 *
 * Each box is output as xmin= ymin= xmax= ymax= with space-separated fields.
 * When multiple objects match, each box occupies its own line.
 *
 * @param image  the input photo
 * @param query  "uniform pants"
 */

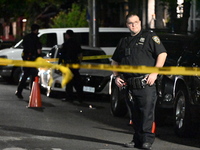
xmin=65 ymin=68 xmax=83 ymax=100
xmin=129 ymin=85 xmax=157 ymax=145
xmin=17 ymin=67 xmax=38 ymax=94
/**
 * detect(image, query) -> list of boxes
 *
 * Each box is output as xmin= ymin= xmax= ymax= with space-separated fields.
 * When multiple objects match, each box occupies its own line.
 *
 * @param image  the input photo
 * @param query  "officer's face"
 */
xmin=126 ymin=15 xmax=141 ymax=36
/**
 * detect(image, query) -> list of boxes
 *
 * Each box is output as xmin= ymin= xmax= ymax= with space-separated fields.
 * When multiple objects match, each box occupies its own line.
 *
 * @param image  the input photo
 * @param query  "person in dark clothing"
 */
xmin=111 ymin=13 xmax=167 ymax=150
xmin=59 ymin=29 xmax=84 ymax=103
xmin=15 ymin=24 xmax=42 ymax=99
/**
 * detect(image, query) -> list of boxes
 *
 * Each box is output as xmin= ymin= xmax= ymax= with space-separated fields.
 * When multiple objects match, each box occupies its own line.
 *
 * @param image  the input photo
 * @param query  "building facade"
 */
xmin=0 ymin=0 xmax=199 ymax=43
xmin=188 ymin=0 xmax=200 ymax=32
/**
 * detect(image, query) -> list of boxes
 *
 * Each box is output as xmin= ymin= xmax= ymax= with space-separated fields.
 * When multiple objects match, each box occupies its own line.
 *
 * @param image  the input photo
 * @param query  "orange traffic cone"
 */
xmin=27 ymin=76 xmax=42 ymax=108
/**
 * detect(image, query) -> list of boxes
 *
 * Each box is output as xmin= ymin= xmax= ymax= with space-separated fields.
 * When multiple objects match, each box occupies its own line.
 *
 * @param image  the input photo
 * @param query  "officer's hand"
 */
xmin=145 ymin=73 xmax=158 ymax=86
xmin=115 ymin=77 xmax=124 ymax=88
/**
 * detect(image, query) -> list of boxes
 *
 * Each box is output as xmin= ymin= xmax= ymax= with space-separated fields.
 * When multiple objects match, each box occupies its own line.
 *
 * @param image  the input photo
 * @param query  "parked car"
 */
xmin=39 ymin=45 xmax=112 ymax=97
xmin=156 ymin=34 xmax=200 ymax=137
xmin=109 ymin=32 xmax=200 ymax=137
xmin=0 ymin=27 xmax=129 ymax=84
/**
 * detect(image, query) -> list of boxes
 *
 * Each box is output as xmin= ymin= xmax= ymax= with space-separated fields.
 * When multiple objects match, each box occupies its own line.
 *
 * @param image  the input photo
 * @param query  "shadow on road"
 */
xmin=0 ymin=125 xmax=124 ymax=147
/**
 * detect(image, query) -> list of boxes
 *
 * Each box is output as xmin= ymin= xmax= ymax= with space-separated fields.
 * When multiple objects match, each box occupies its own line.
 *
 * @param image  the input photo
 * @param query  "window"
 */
xmin=196 ymin=0 xmax=200 ymax=18
xmin=40 ymin=33 xmax=57 ymax=47
xmin=77 ymin=33 xmax=89 ymax=45
xmin=63 ymin=31 xmax=129 ymax=47
xmin=63 ymin=33 xmax=89 ymax=46
xmin=99 ymin=32 xmax=130 ymax=47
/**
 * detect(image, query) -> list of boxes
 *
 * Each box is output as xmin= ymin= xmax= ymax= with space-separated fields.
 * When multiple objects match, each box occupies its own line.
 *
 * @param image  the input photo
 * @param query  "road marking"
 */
xmin=98 ymin=149 xmax=114 ymax=150
xmin=2 ymin=148 xmax=63 ymax=150
xmin=3 ymin=148 xmax=27 ymax=150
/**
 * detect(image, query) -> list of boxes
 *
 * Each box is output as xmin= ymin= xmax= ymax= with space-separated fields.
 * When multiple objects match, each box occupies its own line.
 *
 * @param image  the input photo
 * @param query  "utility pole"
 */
xmin=88 ymin=0 xmax=99 ymax=47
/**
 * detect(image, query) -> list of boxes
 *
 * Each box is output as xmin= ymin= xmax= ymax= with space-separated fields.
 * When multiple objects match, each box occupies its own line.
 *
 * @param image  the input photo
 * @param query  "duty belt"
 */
xmin=127 ymin=75 xmax=147 ymax=89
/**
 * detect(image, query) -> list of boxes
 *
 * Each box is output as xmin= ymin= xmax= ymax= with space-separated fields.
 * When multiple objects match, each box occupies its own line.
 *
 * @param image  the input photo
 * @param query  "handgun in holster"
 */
xmin=127 ymin=76 xmax=147 ymax=89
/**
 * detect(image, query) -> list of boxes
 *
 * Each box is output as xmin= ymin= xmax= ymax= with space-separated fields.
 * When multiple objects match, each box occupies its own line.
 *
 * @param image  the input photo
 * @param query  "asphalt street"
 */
xmin=0 ymin=78 xmax=200 ymax=150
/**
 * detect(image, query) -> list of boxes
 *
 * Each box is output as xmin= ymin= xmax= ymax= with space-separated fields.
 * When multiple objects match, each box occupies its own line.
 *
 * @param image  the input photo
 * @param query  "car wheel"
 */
xmin=12 ymin=67 xmax=22 ymax=84
xmin=174 ymin=87 xmax=198 ymax=137
xmin=110 ymin=81 xmax=127 ymax=117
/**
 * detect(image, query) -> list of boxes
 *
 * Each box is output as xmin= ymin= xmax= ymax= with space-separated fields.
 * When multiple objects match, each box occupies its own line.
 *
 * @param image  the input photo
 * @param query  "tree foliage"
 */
xmin=49 ymin=11 xmax=69 ymax=28
xmin=0 ymin=0 xmax=63 ymax=25
xmin=50 ymin=3 xmax=88 ymax=28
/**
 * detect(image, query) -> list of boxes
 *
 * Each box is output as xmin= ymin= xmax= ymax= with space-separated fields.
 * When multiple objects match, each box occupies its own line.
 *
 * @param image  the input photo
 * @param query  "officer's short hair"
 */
xmin=66 ymin=30 xmax=74 ymax=37
xmin=31 ymin=24 xmax=40 ymax=32
xmin=126 ymin=12 xmax=141 ymax=22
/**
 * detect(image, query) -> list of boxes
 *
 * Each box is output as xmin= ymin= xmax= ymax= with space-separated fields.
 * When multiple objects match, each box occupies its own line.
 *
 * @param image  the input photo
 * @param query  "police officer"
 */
xmin=59 ymin=30 xmax=84 ymax=103
xmin=111 ymin=13 xmax=167 ymax=149
xmin=15 ymin=24 xmax=42 ymax=99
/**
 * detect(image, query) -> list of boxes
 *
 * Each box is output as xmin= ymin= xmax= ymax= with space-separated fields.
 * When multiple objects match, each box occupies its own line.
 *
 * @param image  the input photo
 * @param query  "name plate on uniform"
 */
xmin=83 ymin=86 xmax=95 ymax=93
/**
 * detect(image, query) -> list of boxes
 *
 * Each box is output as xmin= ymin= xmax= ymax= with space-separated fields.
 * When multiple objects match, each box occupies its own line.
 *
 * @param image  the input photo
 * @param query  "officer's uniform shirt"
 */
xmin=59 ymin=38 xmax=83 ymax=64
xmin=22 ymin=32 xmax=41 ymax=58
xmin=112 ymin=30 xmax=166 ymax=78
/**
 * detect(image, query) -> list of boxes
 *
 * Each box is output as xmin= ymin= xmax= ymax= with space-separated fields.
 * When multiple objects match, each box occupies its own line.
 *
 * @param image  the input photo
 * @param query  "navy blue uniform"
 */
xmin=17 ymin=32 xmax=42 ymax=95
xmin=59 ymin=38 xmax=83 ymax=102
xmin=112 ymin=30 xmax=166 ymax=145
xmin=22 ymin=32 xmax=42 ymax=61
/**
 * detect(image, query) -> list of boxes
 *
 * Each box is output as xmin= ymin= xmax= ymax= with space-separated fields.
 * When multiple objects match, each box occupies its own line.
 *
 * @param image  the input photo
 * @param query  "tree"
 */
xmin=50 ymin=3 xmax=88 ymax=28
xmin=0 ymin=0 xmax=82 ymax=30
xmin=0 ymin=0 xmax=80 ymax=39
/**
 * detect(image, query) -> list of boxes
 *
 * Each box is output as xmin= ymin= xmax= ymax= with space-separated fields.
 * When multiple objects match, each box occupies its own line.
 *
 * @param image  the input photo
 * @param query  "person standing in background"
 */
xmin=59 ymin=30 xmax=84 ymax=103
xmin=15 ymin=24 xmax=42 ymax=99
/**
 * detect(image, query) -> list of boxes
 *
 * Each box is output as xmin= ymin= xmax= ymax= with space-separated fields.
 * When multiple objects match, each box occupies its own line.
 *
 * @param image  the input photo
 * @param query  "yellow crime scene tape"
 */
xmin=82 ymin=55 xmax=112 ymax=60
xmin=0 ymin=57 xmax=73 ymax=88
xmin=66 ymin=63 xmax=200 ymax=76
xmin=1 ymin=55 xmax=200 ymax=88
xmin=45 ymin=54 xmax=112 ymax=62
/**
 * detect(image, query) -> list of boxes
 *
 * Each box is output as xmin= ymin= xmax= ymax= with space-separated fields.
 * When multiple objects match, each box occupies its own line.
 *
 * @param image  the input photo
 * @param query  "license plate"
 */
xmin=83 ymin=86 xmax=95 ymax=93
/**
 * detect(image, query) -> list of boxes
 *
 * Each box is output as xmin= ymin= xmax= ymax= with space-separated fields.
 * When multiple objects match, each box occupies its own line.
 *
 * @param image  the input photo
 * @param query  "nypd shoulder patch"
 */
xmin=152 ymin=36 xmax=160 ymax=44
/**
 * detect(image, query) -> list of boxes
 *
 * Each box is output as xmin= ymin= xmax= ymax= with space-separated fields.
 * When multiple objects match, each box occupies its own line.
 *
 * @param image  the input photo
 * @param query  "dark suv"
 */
xmin=156 ymin=34 xmax=200 ymax=137
xmin=110 ymin=32 xmax=200 ymax=137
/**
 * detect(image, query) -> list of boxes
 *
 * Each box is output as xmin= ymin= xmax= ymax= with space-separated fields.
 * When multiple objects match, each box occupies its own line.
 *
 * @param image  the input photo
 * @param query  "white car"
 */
xmin=0 ymin=27 xmax=129 ymax=83
xmin=39 ymin=45 xmax=112 ymax=97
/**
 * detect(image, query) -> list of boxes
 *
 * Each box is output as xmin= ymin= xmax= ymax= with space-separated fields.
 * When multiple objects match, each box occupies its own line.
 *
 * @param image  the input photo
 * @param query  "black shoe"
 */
xmin=124 ymin=141 xmax=142 ymax=148
xmin=141 ymin=143 xmax=152 ymax=150
xmin=124 ymin=141 xmax=135 ymax=148
xmin=15 ymin=92 xmax=23 ymax=99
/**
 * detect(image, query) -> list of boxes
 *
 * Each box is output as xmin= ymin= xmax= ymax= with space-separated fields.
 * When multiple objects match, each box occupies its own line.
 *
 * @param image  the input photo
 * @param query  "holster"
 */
xmin=127 ymin=76 xmax=147 ymax=89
